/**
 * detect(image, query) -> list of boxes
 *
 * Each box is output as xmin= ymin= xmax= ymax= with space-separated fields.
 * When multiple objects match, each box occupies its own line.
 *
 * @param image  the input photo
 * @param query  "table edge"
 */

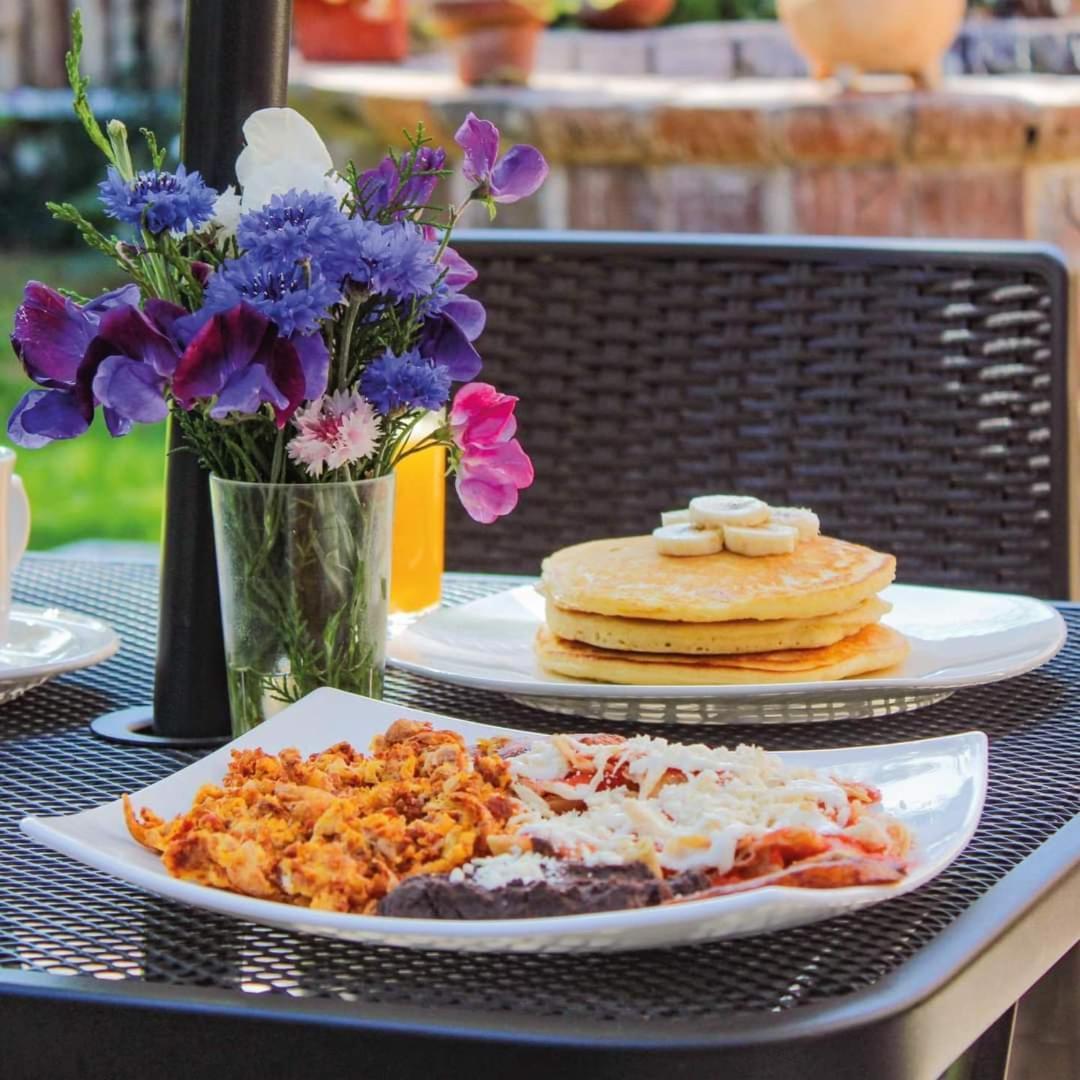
xmin=2 ymin=816 xmax=1077 ymax=1071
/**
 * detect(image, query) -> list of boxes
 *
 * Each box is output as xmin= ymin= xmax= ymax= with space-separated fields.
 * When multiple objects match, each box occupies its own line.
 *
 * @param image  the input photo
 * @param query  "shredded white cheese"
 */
xmin=506 ymin=734 xmax=885 ymax=876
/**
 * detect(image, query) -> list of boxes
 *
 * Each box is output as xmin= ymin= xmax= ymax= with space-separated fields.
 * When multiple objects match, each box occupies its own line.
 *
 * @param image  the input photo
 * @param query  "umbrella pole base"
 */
xmin=90 ymin=707 xmax=231 ymax=748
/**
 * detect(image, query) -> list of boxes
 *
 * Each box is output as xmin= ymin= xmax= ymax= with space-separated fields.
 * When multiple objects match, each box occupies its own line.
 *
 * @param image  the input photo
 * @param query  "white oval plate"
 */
xmin=0 ymin=603 xmax=119 ymax=703
xmin=22 ymin=689 xmax=987 ymax=953
xmin=386 ymin=583 xmax=1066 ymax=723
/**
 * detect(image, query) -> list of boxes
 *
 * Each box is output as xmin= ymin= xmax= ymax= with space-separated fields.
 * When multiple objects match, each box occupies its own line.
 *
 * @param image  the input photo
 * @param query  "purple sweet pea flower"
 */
xmin=142 ymin=299 xmax=190 ymax=346
xmin=172 ymin=303 xmax=310 ymax=428
xmin=10 ymin=281 xmax=139 ymax=388
xmin=291 ymin=331 xmax=331 ymax=400
xmin=7 ymin=282 xmax=145 ymax=447
xmin=82 ymin=305 xmax=183 ymax=433
xmin=358 ymin=146 xmax=447 ymax=218
xmin=418 ymin=308 xmax=482 ymax=383
xmin=441 ymin=245 xmax=478 ymax=291
xmin=441 ymin=295 xmax=486 ymax=340
xmin=454 ymin=113 xmax=548 ymax=204
xmin=8 ymin=388 xmax=93 ymax=448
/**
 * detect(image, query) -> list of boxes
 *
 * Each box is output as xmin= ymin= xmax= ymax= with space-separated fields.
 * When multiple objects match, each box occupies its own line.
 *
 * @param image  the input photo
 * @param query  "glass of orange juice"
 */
xmin=389 ymin=417 xmax=445 ymax=620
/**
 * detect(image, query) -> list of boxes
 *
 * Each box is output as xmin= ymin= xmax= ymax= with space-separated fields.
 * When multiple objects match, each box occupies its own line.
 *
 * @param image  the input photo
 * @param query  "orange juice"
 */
xmin=390 ymin=439 xmax=445 ymax=615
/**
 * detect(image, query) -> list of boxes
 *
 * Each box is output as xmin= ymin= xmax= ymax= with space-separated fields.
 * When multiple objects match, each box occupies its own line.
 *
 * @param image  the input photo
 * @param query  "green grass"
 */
xmin=0 ymin=252 xmax=165 ymax=550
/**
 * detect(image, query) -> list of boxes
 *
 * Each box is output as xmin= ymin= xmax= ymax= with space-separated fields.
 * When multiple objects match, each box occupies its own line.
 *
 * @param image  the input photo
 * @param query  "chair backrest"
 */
xmin=448 ymin=232 xmax=1071 ymax=599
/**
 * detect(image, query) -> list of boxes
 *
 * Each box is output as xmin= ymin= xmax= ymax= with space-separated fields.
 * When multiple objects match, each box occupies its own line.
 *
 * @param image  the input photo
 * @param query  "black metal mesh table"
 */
xmin=1 ymin=555 xmax=1077 ymax=1080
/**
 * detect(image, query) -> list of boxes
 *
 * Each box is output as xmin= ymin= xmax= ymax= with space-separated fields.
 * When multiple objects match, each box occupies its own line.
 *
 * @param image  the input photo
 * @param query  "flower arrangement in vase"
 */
xmin=7 ymin=14 xmax=547 ymax=734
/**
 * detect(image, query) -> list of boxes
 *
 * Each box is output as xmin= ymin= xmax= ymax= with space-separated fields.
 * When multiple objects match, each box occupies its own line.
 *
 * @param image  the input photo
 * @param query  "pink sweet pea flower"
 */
xmin=450 ymin=382 xmax=534 ymax=524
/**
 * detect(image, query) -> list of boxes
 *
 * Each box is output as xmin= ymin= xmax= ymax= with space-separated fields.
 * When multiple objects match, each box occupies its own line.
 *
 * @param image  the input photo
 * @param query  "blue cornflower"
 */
xmin=360 ymin=348 xmax=451 ymax=414
xmin=343 ymin=221 xmax=441 ymax=301
xmin=202 ymin=252 xmax=342 ymax=336
xmin=98 ymin=164 xmax=217 ymax=235
xmin=236 ymin=190 xmax=357 ymax=283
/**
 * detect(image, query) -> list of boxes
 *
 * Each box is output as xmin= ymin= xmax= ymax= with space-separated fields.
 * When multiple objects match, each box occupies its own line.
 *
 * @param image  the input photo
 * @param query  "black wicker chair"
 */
xmin=448 ymin=232 xmax=1071 ymax=599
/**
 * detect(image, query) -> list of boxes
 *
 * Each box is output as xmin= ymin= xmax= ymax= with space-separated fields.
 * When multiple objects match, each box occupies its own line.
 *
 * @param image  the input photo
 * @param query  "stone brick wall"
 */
xmin=291 ymin=65 xmax=1080 ymax=269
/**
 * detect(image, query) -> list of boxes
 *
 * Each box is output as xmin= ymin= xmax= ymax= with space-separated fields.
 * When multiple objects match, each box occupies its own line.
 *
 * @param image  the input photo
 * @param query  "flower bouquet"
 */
xmin=8 ymin=14 xmax=546 ymax=733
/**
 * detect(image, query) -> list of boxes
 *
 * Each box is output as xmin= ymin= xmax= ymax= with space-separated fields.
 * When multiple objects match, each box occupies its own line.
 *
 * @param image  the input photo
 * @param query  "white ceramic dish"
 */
xmin=22 ymin=689 xmax=988 ymax=953
xmin=387 ymin=583 xmax=1066 ymax=724
xmin=0 ymin=603 xmax=119 ymax=703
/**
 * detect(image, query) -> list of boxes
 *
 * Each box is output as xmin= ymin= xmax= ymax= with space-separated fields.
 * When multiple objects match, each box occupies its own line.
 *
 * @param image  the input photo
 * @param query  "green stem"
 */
xmin=336 ymin=295 xmax=364 ymax=390
xmin=434 ymin=200 xmax=472 ymax=262
xmin=387 ymin=432 xmax=444 ymax=468
xmin=270 ymin=427 xmax=286 ymax=485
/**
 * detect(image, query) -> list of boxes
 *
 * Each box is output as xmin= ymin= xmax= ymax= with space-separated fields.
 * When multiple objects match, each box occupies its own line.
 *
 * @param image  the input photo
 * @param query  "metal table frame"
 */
xmin=1 ymin=566 xmax=1077 ymax=1080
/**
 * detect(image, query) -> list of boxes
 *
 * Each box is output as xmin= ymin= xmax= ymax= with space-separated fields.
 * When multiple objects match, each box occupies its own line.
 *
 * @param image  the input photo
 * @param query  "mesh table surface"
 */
xmin=0 ymin=555 xmax=1077 ymax=1028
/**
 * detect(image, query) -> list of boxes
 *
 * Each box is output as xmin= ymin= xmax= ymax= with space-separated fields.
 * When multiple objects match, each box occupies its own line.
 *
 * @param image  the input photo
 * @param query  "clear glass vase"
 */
xmin=209 ymin=474 xmax=394 ymax=736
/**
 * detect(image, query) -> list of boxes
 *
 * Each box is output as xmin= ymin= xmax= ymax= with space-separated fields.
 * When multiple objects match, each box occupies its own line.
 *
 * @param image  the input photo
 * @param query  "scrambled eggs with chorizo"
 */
xmin=124 ymin=719 xmax=519 ymax=913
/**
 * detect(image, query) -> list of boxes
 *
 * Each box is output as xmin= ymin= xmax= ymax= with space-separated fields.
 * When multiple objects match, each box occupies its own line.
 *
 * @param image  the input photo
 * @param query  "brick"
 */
xmin=652 ymin=25 xmax=735 ymax=80
xmin=655 ymin=105 xmax=774 ymax=166
xmin=909 ymin=167 xmax=1024 ymax=240
xmin=657 ymin=167 xmax=764 ymax=233
xmin=909 ymin=93 xmax=1036 ymax=164
xmin=1032 ymin=104 xmax=1080 ymax=163
xmin=791 ymin=167 xmax=906 ymax=237
xmin=1025 ymin=164 xmax=1080 ymax=264
xmin=772 ymin=94 xmax=908 ymax=166
xmin=530 ymin=104 xmax=655 ymax=167
xmin=534 ymin=29 xmax=580 ymax=72
xmin=734 ymin=24 xmax=808 ymax=79
xmin=576 ymin=31 xmax=652 ymax=77
xmin=566 ymin=166 xmax=659 ymax=231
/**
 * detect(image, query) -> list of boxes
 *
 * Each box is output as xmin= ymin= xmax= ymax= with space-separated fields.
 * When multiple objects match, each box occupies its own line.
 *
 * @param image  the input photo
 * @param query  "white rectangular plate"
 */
xmin=386 ymin=583 xmax=1066 ymax=724
xmin=22 ymin=689 xmax=987 ymax=953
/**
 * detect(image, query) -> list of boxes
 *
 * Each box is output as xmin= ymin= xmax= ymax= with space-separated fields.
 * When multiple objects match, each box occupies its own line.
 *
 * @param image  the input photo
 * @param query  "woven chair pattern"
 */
xmin=447 ymin=236 xmax=1069 ymax=598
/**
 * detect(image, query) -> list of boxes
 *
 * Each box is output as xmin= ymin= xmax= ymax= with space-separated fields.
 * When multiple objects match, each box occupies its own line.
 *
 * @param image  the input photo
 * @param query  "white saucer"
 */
xmin=0 ymin=604 xmax=120 ymax=703
xmin=388 ymin=583 xmax=1067 ymax=724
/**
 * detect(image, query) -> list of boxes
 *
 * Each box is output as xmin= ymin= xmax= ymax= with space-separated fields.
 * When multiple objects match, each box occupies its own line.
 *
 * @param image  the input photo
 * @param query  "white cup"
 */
xmin=0 ymin=448 xmax=31 ymax=644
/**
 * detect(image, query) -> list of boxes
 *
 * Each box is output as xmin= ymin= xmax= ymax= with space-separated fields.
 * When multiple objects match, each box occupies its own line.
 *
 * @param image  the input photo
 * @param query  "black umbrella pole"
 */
xmin=93 ymin=0 xmax=293 ymax=745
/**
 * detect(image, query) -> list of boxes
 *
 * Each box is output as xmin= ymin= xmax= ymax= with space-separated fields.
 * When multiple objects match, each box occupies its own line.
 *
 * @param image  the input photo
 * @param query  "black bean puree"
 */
xmin=377 ymin=862 xmax=709 ymax=920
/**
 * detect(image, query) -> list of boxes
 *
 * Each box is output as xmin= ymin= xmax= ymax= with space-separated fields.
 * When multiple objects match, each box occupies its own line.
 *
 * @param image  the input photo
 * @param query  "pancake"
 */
xmin=535 ymin=623 xmax=910 ymax=687
xmin=544 ymin=595 xmax=891 ymax=655
xmin=540 ymin=535 xmax=895 ymax=623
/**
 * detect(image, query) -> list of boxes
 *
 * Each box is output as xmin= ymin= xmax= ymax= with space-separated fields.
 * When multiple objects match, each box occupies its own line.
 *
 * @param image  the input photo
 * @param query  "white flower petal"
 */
xmin=236 ymin=107 xmax=333 ymax=188
xmin=239 ymin=163 xmax=337 ymax=213
xmin=212 ymin=185 xmax=242 ymax=237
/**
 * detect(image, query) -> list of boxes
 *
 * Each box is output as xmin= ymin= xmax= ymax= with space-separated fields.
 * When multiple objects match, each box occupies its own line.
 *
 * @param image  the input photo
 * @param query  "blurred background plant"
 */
xmin=667 ymin=0 xmax=775 ymax=22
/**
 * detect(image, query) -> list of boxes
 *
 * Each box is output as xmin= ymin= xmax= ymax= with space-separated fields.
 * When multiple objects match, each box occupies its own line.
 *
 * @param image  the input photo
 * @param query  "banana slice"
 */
xmin=689 ymin=494 xmax=770 ymax=529
xmin=723 ymin=523 xmax=798 ymax=557
xmin=653 ymin=523 xmax=724 ymax=557
xmin=660 ymin=508 xmax=691 ymax=526
xmin=768 ymin=506 xmax=820 ymax=541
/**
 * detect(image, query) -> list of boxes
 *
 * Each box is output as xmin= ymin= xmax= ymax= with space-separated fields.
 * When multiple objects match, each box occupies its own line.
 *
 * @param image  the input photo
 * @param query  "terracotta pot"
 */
xmin=580 ymin=0 xmax=675 ymax=31
xmin=293 ymin=0 xmax=409 ymax=63
xmin=432 ymin=0 xmax=546 ymax=86
xmin=778 ymin=0 xmax=966 ymax=88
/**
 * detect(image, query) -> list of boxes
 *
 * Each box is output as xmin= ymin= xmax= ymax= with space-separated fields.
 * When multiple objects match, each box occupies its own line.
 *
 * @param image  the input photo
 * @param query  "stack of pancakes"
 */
xmin=536 ymin=534 xmax=908 ymax=685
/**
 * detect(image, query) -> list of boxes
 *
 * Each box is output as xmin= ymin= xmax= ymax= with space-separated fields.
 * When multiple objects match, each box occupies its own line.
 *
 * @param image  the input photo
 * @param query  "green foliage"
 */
xmin=65 ymin=10 xmax=116 ymax=165
xmin=140 ymin=127 xmax=168 ymax=171
xmin=667 ymin=0 xmax=776 ymax=22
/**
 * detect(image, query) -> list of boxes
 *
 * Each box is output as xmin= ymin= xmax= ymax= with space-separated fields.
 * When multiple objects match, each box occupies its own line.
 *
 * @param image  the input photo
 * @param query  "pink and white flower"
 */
xmin=450 ymin=382 xmax=533 ymax=523
xmin=287 ymin=389 xmax=380 ymax=478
